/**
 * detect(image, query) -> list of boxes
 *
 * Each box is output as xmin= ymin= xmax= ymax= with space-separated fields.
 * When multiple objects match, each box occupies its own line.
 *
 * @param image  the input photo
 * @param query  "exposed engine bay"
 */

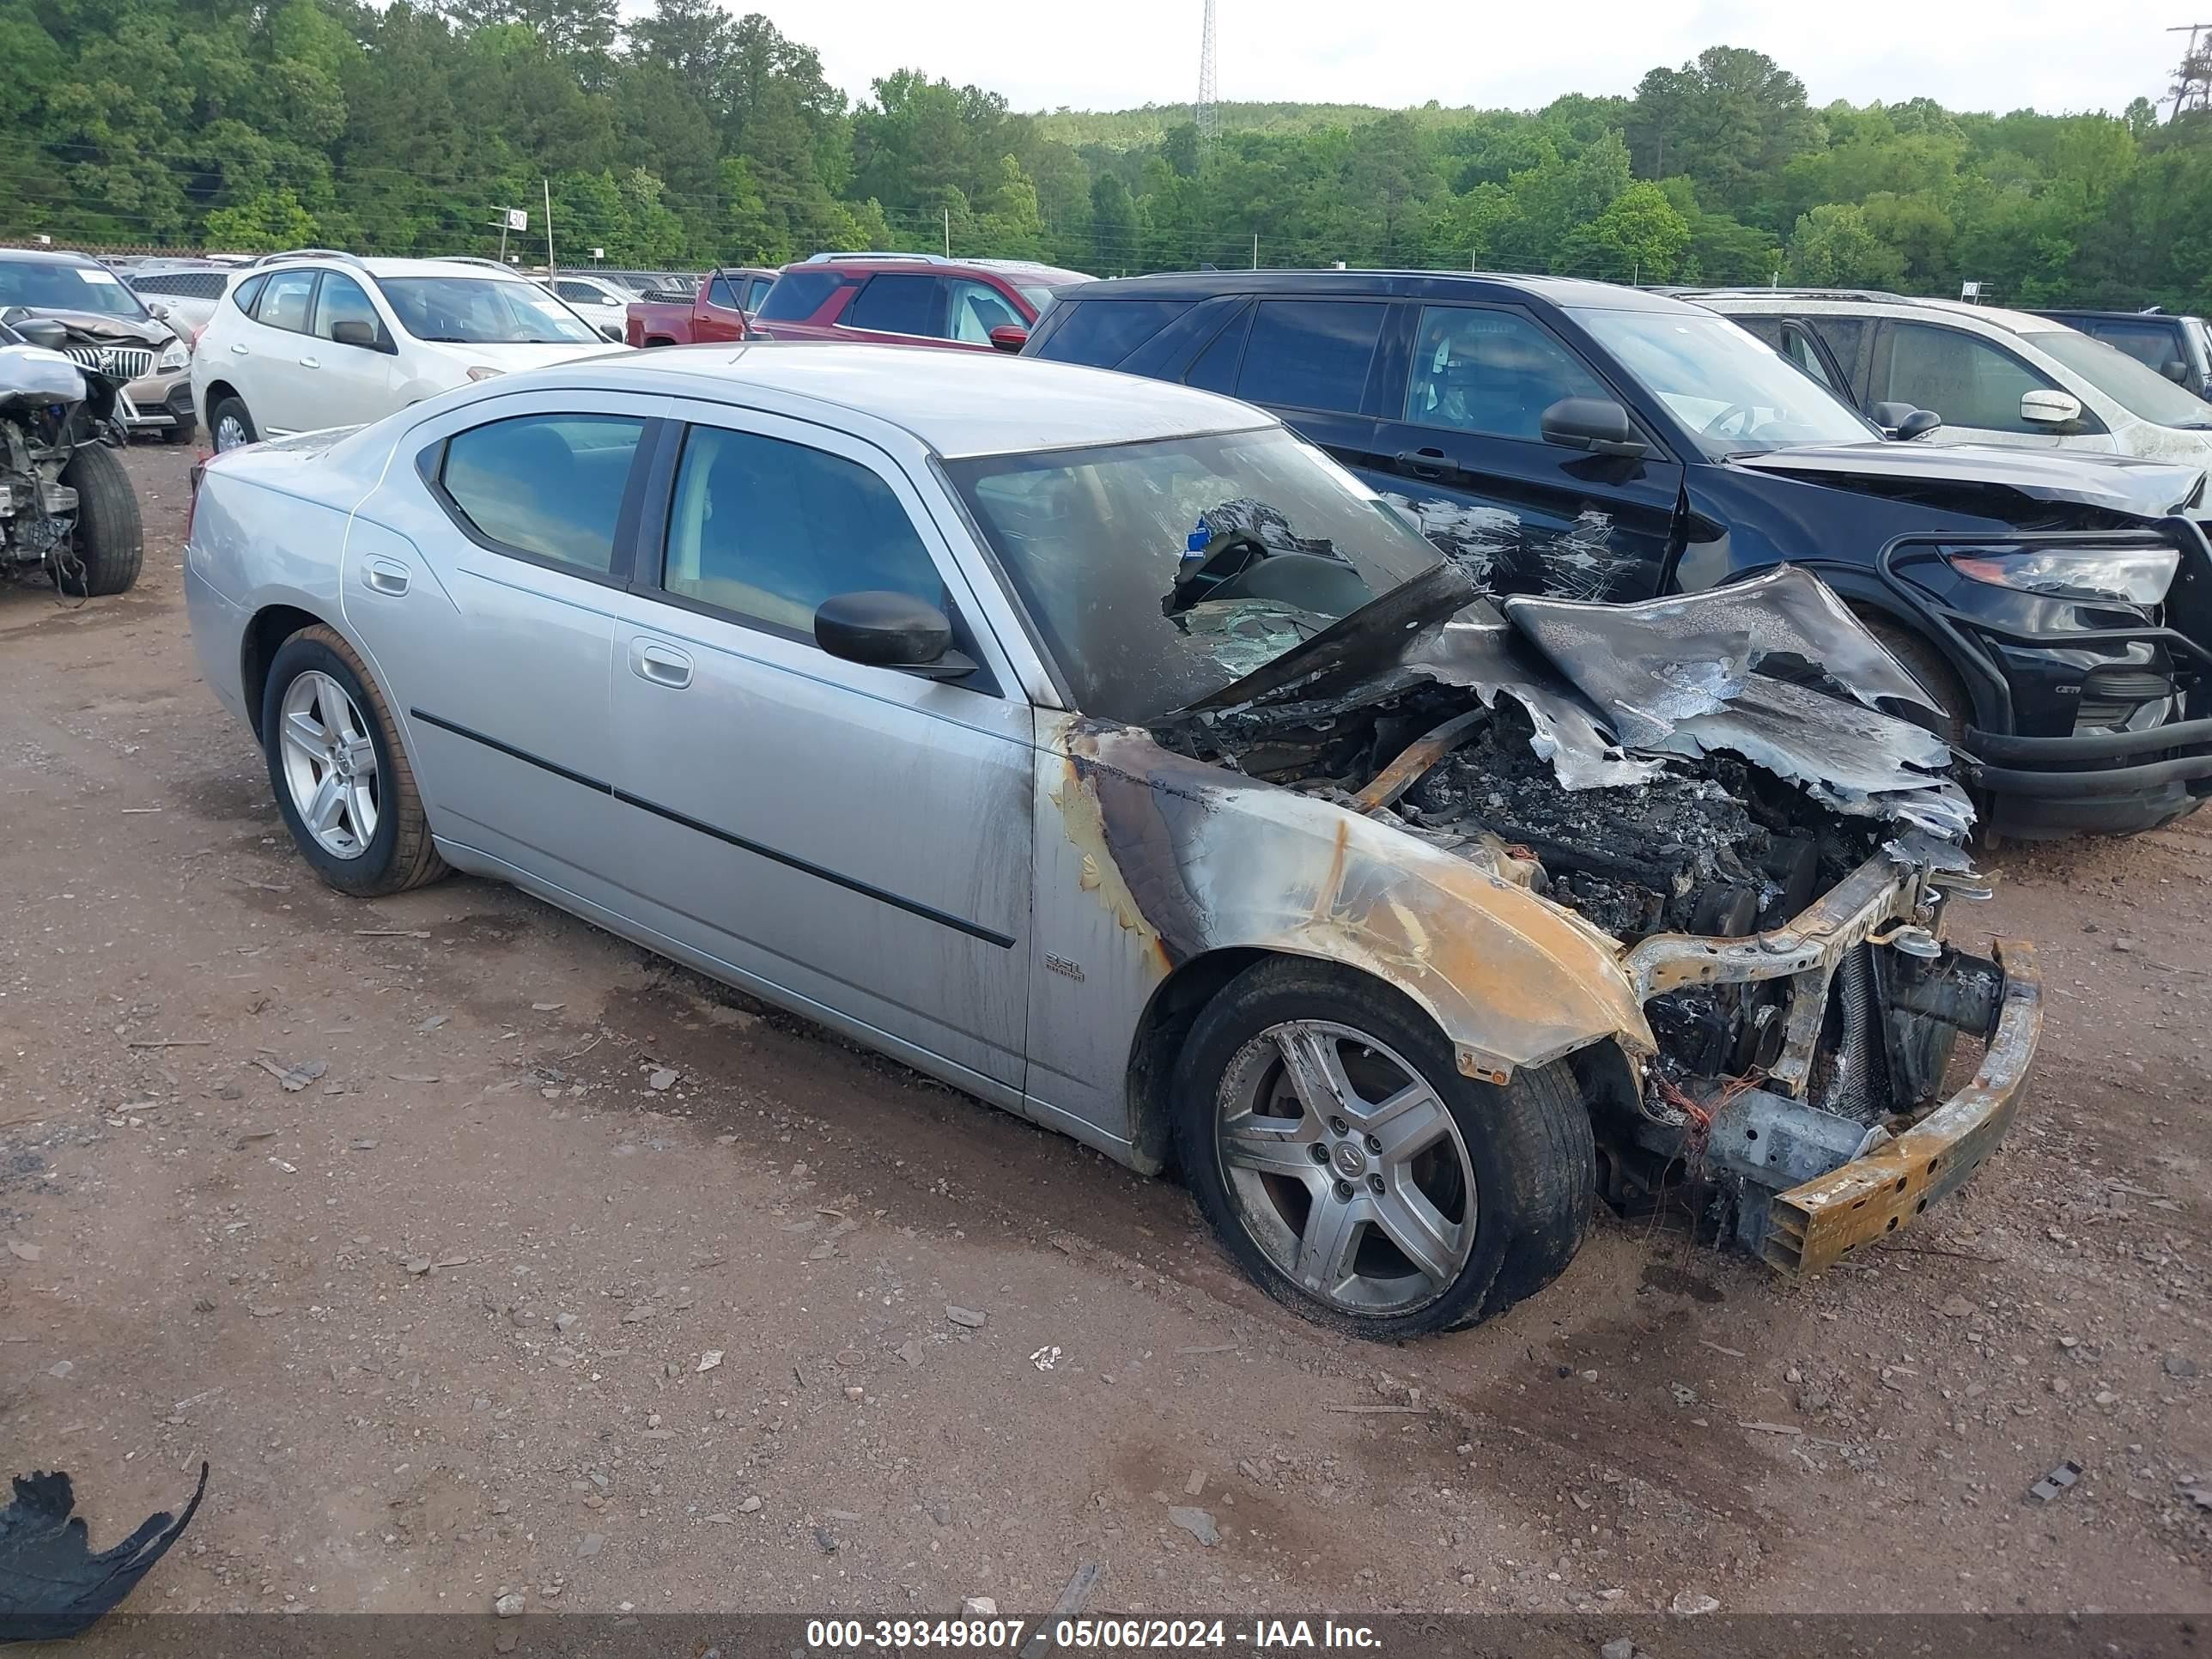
xmin=0 ymin=314 xmax=128 ymax=592
xmin=1147 ymin=556 xmax=2027 ymax=1269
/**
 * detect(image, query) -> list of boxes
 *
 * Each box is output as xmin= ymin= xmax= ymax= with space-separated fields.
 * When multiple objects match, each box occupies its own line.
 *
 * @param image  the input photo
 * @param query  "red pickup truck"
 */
xmin=624 ymin=267 xmax=779 ymax=348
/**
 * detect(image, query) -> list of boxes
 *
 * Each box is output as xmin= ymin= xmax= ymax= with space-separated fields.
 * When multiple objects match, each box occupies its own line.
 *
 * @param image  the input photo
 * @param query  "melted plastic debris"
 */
xmin=1502 ymin=565 xmax=1939 ymax=734
xmin=1656 ymin=677 xmax=1975 ymax=839
xmin=1478 ymin=683 xmax=1668 ymax=791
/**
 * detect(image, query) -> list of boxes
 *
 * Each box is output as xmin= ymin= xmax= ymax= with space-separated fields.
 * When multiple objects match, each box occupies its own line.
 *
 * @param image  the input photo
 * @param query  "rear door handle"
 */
xmin=298 ymin=355 xmax=319 ymax=369
xmin=1394 ymin=447 xmax=1455 ymax=481
xmin=629 ymin=639 xmax=692 ymax=690
xmin=364 ymin=557 xmax=410 ymax=596
xmin=228 ymin=343 xmax=250 ymax=356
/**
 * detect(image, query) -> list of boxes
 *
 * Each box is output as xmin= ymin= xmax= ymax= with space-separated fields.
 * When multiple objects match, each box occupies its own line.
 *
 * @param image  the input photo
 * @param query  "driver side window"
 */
xmin=659 ymin=424 xmax=948 ymax=638
xmin=948 ymin=279 xmax=1021 ymax=343
xmin=1403 ymin=306 xmax=1608 ymax=443
xmin=1878 ymin=322 xmax=2058 ymax=434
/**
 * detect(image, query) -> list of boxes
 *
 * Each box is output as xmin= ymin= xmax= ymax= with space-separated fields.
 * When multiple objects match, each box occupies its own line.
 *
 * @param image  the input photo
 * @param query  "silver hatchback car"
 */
xmin=185 ymin=345 xmax=2040 ymax=1338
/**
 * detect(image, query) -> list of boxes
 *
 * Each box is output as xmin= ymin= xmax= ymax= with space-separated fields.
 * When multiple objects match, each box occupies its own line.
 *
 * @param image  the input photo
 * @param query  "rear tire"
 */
xmin=59 ymin=442 xmax=143 ymax=597
xmin=260 ymin=624 xmax=447 ymax=897
xmin=210 ymin=395 xmax=257 ymax=453
xmin=1173 ymin=957 xmax=1595 ymax=1339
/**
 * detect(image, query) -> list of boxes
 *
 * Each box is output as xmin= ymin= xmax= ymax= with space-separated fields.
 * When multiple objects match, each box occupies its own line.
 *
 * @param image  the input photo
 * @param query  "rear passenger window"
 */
xmin=256 ymin=270 xmax=318 ymax=334
xmin=660 ymin=427 xmax=945 ymax=636
xmin=1034 ymin=299 xmax=1194 ymax=368
xmin=439 ymin=414 xmax=645 ymax=574
xmin=232 ymin=273 xmax=268 ymax=313
xmin=1235 ymin=301 xmax=1384 ymax=414
xmin=845 ymin=274 xmax=941 ymax=337
xmin=1403 ymin=305 xmax=1607 ymax=442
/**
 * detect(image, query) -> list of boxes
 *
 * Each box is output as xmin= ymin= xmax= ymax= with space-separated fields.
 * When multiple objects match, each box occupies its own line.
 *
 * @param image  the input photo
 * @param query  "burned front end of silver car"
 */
xmin=1128 ymin=562 xmax=2041 ymax=1275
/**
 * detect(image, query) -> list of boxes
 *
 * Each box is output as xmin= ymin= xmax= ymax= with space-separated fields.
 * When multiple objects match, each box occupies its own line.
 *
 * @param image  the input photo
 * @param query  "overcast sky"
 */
xmin=727 ymin=0 xmax=2183 ymax=118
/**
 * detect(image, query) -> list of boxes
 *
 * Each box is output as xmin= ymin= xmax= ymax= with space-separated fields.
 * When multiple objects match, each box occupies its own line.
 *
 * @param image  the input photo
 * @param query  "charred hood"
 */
xmin=1729 ymin=441 xmax=2203 ymax=522
xmin=1164 ymin=563 xmax=1974 ymax=860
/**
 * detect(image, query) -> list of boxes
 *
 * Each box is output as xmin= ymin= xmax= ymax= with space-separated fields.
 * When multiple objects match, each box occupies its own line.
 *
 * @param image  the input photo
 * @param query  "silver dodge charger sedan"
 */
xmin=185 ymin=344 xmax=2041 ymax=1338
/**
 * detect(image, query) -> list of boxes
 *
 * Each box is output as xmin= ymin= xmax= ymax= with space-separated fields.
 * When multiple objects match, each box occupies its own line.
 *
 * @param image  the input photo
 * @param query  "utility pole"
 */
xmin=1251 ymin=232 xmax=1257 ymax=270
xmin=943 ymin=208 xmax=951 ymax=258
xmin=2171 ymin=24 xmax=2212 ymax=119
xmin=543 ymin=179 xmax=555 ymax=276
xmin=1195 ymin=0 xmax=1220 ymax=146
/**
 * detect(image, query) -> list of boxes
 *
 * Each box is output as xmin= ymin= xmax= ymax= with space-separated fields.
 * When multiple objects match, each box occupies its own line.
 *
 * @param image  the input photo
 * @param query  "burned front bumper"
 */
xmin=1763 ymin=940 xmax=2039 ymax=1273
xmin=1620 ymin=847 xmax=2040 ymax=1274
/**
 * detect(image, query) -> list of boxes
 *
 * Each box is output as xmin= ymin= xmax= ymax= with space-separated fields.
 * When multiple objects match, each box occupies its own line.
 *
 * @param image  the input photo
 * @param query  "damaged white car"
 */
xmin=184 ymin=348 xmax=2041 ymax=1337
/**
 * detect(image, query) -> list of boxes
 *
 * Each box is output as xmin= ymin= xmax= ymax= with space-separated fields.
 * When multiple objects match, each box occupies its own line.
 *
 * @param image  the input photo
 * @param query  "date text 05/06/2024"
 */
xmin=803 ymin=1617 xmax=1384 ymax=1652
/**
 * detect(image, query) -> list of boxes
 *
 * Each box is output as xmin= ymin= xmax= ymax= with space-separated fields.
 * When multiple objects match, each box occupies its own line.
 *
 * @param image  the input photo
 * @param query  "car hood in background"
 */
xmin=449 ymin=339 xmax=629 ymax=372
xmin=1730 ymin=441 xmax=2204 ymax=520
xmin=16 ymin=307 xmax=178 ymax=348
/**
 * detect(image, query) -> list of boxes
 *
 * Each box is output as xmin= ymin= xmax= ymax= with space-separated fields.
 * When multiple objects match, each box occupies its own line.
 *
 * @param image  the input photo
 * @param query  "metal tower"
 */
xmin=1195 ymin=0 xmax=1219 ymax=144
xmin=2173 ymin=24 xmax=2212 ymax=118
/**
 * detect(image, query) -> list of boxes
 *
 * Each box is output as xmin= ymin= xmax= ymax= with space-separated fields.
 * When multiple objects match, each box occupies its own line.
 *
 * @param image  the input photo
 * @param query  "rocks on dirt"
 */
xmin=576 ymin=1533 xmax=605 ymax=1558
xmin=1938 ymin=1295 xmax=1975 ymax=1319
xmin=647 ymin=1068 xmax=678 ymax=1091
xmin=961 ymin=1596 xmax=998 ymax=1617
xmin=1601 ymin=1640 xmax=1638 ymax=1659
xmin=2162 ymin=1352 xmax=2198 ymax=1379
xmin=493 ymin=1591 xmax=525 ymax=1618
xmin=945 ymin=1304 xmax=987 ymax=1328
xmin=1670 ymin=1590 xmax=1719 ymax=1616
xmin=1167 ymin=1506 xmax=1218 ymax=1547
xmin=736 ymin=1496 xmax=762 ymax=1513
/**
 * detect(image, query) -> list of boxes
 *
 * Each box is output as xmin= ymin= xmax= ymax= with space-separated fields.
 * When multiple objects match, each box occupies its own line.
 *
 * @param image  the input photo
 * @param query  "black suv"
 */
xmin=1027 ymin=270 xmax=2212 ymax=837
xmin=2035 ymin=307 xmax=2212 ymax=404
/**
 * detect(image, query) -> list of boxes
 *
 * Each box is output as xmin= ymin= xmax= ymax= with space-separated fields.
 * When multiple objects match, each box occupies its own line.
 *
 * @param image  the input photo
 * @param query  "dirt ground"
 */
xmin=2 ymin=440 xmax=2208 ymax=1622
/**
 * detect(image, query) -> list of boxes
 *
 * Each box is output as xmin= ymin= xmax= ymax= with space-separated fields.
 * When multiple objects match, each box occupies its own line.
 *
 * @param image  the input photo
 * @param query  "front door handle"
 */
xmin=1394 ymin=447 xmax=1455 ymax=481
xmin=629 ymin=639 xmax=693 ymax=690
xmin=298 ymin=355 xmax=320 ymax=369
xmin=364 ymin=557 xmax=410 ymax=596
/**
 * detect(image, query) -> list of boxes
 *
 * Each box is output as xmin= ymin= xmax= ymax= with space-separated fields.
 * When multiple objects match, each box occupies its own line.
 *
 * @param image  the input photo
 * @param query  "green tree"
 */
xmin=1784 ymin=202 xmax=1906 ymax=286
xmin=1560 ymin=179 xmax=1691 ymax=281
xmin=204 ymin=185 xmax=319 ymax=249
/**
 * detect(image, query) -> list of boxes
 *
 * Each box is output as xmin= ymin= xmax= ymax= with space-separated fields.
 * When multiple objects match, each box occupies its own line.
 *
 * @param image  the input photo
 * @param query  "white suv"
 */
xmin=192 ymin=254 xmax=626 ymax=451
xmin=1687 ymin=289 xmax=2212 ymax=469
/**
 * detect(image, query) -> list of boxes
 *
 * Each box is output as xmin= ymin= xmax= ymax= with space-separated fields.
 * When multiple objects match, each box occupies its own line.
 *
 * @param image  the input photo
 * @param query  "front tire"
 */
xmin=1173 ymin=957 xmax=1595 ymax=1338
xmin=59 ymin=442 xmax=143 ymax=596
xmin=260 ymin=625 xmax=447 ymax=896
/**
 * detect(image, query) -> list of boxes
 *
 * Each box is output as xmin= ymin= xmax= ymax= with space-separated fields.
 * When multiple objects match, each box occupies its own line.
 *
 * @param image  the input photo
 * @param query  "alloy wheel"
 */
xmin=276 ymin=670 xmax=380 ymax=859
xmin=1213 ymin=1019 xmax=1477 ymax=1316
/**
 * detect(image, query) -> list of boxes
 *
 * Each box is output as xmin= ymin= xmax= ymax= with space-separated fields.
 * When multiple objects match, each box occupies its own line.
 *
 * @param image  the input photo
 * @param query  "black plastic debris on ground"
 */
xmin=0 ymin=1462 xmax=208 ymax=1643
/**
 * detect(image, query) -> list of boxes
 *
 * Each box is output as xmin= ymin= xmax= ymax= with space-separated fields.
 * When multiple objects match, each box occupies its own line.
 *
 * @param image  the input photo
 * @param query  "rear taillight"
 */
xmin=185 ymin=457 xmax=206 ymax=544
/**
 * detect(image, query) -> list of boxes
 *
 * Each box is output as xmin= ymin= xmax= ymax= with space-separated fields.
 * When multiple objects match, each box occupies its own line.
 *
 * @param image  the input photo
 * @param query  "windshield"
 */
xmin=0 ymin=258 xmax=151 ymax=320
xmin=947 ymin=426 xmax=1444 ymax=723
xmin=374 ymin=276 xmax=600 ymax=345
xmin=1571 ymin=307 xmax=1881 ymax=455
xmin=2029 ymin=328 xmax=2212 ymax=429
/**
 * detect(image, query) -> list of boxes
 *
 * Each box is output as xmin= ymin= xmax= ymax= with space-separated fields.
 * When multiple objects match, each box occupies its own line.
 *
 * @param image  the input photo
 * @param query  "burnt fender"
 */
xmin=1050 ymin=717 xmax=1656 ymax=1085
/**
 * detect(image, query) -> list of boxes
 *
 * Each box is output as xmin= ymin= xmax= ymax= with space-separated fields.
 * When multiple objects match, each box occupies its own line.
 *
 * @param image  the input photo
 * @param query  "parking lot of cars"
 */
xmin=2 ymin=437 xmax=2208 ymax=1619
xmin=3 ymin=234 xmax=2211 ymax=1623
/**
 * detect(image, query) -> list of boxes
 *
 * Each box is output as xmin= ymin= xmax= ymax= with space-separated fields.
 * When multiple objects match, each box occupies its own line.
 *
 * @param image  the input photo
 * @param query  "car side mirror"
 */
xmin=2020 ymin=388 xmax=2082 ymax=426
xmin=2163 ymin=359 xmax=2190 ymax=384
xmin=988 ymin=324 xmax=1029 ymax=354
xmin=599 ymin=323 xmax=624 ymax=343
xmin=145 ymin=301 xmax=170 ymax=321
xmin=1539 ymin=397 xmax=1647 ymax=459
xmin=814 ymin=591 xmax=972 ymax=679
xmin=330 ymin=319 xmax=389 ymax=352
xmin=1871 ymin=401 xmax=1942 ymax=440
xmin=11 ymin=317 xmax=68 ymax=351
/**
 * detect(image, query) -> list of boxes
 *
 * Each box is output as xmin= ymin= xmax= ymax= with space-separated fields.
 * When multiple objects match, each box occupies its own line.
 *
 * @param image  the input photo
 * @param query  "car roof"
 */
xmin=1691 ymin=289 xmax=2068 ymax=337
xmin=256 ymin=255 xmax=541 ymax=282
xmin=784 ymin=255 xmax=1089 ymax=285
xmin=1049 ymin=269 xmax=1689 ymax=311
xmin=0 ymin=247 xmax=104 ymax=268
xmin=2037 ymin=307 xmax=2199 ymax=324
xmin=498 ymin=341 xmax=1274 ymax=459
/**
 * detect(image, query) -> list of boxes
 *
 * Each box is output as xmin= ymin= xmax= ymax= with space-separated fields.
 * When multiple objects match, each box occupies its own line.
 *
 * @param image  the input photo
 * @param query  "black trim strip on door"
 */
xmin=407 ymin=708 xmax=1016 ymax=950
